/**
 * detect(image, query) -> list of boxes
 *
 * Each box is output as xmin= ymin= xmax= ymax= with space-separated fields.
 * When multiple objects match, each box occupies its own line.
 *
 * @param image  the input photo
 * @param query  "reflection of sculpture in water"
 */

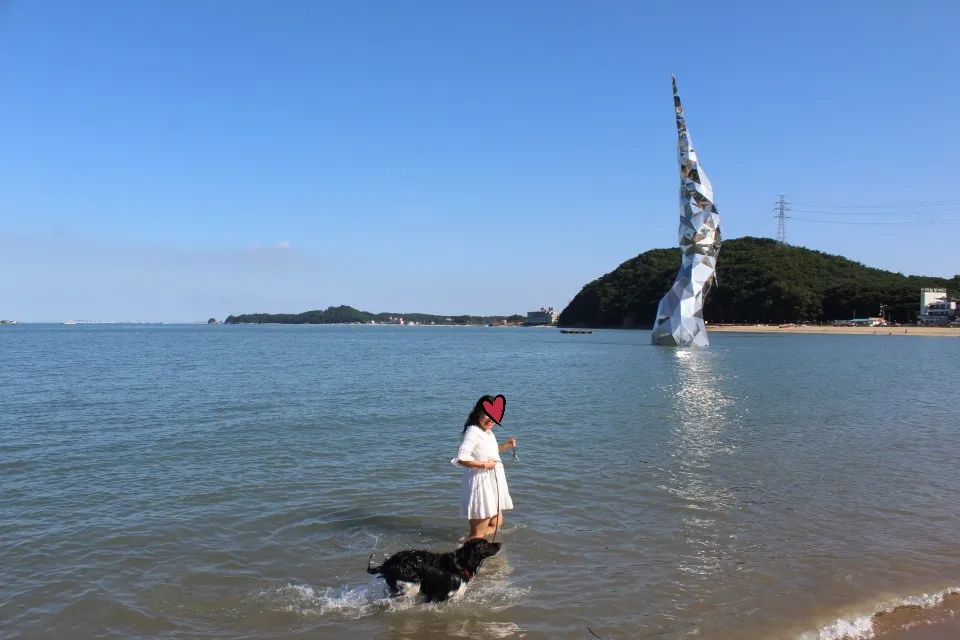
xmin=651 ymin=76 xmax=722 ymax=348
xmin=664 ymin=349 xmax=735 ymax=584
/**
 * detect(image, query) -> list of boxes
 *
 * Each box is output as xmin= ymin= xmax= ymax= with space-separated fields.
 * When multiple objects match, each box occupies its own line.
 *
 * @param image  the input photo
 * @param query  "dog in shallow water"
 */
xmin=366 ymin=538 xmax=502 ymax=603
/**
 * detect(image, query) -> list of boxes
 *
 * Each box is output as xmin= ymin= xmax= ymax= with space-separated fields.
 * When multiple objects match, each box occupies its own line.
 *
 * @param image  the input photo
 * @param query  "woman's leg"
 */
xmin=468 ymin=512 xmax=504 ymax=540
xmin=483 ymin=511 xmax=503 ymax=537
xmin=467 ymin=518 xmax=489 ymax=540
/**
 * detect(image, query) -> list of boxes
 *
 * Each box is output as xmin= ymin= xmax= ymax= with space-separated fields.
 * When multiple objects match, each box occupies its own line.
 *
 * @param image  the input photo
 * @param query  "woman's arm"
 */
xmin=457 ymin=459 xmax=498 ymax=470
xmin=498 ymin=437 xmax=517 ymax=452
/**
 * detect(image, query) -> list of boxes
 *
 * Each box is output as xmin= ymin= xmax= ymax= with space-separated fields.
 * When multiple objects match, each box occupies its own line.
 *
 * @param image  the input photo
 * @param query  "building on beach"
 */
xmin=919 ymin=288 xmax=957 ymax=325
xmin=525 ymin=306 xmax=558 ymax=326
xmin=832 ymin=317 xmax=884 ymax=327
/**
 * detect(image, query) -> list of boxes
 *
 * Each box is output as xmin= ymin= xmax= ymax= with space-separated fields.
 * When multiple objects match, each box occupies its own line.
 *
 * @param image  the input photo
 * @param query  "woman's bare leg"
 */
xmin=467 ymin=518 xmax=488 ymax=540
xmin=483 ymin=512 xmax=503 ymax=537
xmin=468 ymin=512 xmax=504 ymax=540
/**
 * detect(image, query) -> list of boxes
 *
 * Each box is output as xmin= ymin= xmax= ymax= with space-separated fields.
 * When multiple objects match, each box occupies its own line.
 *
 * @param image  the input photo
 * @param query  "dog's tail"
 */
xmin=366 ymin=551 xmax=384 ymax=575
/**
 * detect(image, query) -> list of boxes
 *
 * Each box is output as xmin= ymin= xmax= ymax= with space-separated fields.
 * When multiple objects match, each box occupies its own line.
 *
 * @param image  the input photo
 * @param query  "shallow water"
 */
xmin=2 ymin=324 xmax=959 ymax=639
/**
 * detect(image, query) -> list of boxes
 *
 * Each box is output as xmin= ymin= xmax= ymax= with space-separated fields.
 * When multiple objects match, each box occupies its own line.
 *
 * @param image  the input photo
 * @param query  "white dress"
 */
xmin=451 ymin=425 xmax=514 ymax=520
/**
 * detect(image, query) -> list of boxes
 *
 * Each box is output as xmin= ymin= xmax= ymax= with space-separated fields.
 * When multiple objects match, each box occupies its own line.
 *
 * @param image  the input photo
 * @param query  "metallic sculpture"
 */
xmin=651 ymin=76 xmax=723 ymax=347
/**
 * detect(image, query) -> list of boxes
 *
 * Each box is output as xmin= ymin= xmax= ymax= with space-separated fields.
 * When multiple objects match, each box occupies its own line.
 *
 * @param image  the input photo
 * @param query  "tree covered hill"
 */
xmin=224 ymin=305 xmax=524 ymax=326
xmin=557 ymin=237 xmax=959 ymax=328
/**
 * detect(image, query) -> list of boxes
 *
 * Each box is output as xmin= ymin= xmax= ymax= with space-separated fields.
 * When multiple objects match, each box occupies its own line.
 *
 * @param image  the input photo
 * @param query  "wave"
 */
xmin=247 ymin=553 xmax=531 ymax=622
xmin=800 ymin=586 xmax=960 ymax=640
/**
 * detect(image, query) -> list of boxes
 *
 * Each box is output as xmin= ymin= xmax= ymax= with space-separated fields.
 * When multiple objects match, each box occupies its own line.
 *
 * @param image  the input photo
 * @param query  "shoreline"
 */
xmin=708 ymin=324 xmax=960 ymax=337
xmin=788 ymin=587 xmax=960 ymax=640
xmin=854 ymin=591 xmax=960 ymax=640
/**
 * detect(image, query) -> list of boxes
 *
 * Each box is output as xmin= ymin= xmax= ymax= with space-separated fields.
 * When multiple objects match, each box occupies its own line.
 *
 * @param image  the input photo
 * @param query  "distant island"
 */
xmin=558 ymin=237 xmax=960 ymax=328
xmin=224 ymin=305 xmax=526 ymax=326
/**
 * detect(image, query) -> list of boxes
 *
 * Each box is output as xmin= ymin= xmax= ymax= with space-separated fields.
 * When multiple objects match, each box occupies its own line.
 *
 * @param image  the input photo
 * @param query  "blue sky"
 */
xmin=1 ymin=0 xmax=958 ymax=322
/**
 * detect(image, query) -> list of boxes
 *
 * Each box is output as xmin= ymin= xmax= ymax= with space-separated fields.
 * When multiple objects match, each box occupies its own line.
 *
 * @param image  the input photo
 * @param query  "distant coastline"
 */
xmin=223 ymin=305 xmax=531 ymax=327
xmin=223 ymin=322 xmax=529 ymax=327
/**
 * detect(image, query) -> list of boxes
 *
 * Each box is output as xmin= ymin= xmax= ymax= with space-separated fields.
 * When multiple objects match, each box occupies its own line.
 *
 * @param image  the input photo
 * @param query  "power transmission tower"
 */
xmin=775 ymin=195 xmax=790 ymax=248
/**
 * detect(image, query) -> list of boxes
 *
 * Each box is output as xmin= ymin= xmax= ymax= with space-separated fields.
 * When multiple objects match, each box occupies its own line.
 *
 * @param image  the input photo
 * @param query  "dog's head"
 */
xmin=457 ymin=538 xmax=502 ymax=572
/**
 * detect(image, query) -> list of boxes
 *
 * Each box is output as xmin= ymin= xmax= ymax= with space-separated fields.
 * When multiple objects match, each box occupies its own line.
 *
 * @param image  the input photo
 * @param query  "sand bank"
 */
xmin=802 ymin=590 xmax=960 ymax=640
xmin=873 ymin=592 xmax=960 ymax=639
xmin=708 ymin=324 xmax=960 ymax=337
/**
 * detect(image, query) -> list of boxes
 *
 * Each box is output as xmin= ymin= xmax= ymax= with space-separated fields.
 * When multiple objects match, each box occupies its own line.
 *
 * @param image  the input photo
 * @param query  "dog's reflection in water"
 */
xmin=367 ymin=538 xmax=502 ymax=603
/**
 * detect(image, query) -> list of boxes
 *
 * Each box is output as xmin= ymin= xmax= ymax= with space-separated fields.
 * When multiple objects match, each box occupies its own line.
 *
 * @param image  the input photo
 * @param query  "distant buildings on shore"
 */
xmin=371 ymin=316 xmax=425 ymax=325
xmin=830 ymin=289 xmax=959 ymax=327
xmin=919 ymin=288 xmax=958 ymax=325
xmin=525 ymin=306 xmax=558 ymax=326
xmin=366 ymin=308 xmax=561 ymax=327
xmin=833 ymin=317 xmax=885 ymax=327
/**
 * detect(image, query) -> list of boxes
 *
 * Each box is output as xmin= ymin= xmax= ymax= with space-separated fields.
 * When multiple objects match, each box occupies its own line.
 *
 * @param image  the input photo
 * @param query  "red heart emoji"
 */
xmin=482 ymin=395 xmax=506 ymax=424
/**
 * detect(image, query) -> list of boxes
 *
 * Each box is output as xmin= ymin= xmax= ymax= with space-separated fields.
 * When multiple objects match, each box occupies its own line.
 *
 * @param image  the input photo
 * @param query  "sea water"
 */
xmin=2 ymin=324 xmax=959 ymax=639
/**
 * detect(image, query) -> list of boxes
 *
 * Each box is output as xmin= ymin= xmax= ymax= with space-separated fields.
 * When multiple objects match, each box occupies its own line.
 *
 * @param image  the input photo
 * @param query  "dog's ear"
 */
xmin=465 ymin=545 xmax=482 ymax=566
xmin=460 ymin=538 xmax=483 ymax=554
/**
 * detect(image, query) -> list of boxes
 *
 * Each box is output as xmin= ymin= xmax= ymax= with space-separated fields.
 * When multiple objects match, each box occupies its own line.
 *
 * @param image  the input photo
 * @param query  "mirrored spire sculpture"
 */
xmin=651 ymin=76 xmax=723 ymax=347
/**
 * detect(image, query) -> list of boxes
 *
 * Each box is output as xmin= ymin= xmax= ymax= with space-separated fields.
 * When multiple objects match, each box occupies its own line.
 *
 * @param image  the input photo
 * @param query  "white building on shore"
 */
xmin=919 ymin=288 xmax=957 ymax=324
xmin=525 ymin=306 xmax=558 ymax=326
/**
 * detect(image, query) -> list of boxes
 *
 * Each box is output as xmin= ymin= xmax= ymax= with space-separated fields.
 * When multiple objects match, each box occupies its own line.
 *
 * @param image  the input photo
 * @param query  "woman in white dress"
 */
xmin=451 ymin=395 xmax=517 ymax=541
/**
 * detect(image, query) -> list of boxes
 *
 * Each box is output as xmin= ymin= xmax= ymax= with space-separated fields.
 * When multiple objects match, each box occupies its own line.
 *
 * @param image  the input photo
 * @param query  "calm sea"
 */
xmin=2 ymin=324 xmax=960 ymax=640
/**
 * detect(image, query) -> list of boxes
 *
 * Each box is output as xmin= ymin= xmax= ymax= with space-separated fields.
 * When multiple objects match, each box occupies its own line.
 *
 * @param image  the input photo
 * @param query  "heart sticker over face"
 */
xmin=482 ymin=395 xmax=506 ymax=424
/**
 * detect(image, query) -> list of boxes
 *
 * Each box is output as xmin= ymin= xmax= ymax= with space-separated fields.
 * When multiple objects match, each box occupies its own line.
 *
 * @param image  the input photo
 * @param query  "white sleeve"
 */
xmin=451 ymin=426 xmax=482 ymax=466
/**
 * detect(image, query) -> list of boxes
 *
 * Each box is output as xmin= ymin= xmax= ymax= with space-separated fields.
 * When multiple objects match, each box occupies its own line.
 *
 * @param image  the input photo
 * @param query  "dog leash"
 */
xmin=490 ymin=444 xmax=517 ymax=545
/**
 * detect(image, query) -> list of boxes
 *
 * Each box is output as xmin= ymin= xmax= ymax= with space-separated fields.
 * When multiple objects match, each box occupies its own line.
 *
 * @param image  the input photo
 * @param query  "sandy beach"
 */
xmin=709 ymin=324 xmax=960 ymax=337
xmin=872 ymin=592 xmax=960 ymax=639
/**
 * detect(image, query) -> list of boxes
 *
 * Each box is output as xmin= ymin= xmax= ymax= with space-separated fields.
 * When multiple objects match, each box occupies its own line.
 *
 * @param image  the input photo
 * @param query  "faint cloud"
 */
xmin=0 ymin=232 xmax=333 ymax=321
xmin=249 ymin=241 xmax=292 ymax=250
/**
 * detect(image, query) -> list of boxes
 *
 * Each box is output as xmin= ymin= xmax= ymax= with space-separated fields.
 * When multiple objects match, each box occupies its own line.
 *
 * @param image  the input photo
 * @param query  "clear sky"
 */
xmin=1 ymin=0 xmax=958 ymax=322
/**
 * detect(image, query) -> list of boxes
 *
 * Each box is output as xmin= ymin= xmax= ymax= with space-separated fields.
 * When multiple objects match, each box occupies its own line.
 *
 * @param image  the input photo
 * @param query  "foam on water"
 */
xmin=250 ymin=570 xmax=532 ymax=621
xmin=249 ymin=579 xmax=403 ymax=620
xmin=808 ymin=616 xmax=875 ymax=640
xmin=799 ymin=586 xmax=960 ymax=640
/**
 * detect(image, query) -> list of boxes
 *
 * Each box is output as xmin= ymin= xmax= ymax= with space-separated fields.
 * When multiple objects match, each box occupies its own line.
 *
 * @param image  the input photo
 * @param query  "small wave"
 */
xmin=249 ymin=580 xmax=391 ymax=620
xmin=249 ymin=571 xmax=531 ymax=622
xmin=799 ymin=586 xmax=960 ymax=640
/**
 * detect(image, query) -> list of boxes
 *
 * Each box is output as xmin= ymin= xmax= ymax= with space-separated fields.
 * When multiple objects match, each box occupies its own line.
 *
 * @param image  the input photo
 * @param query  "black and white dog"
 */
xmin=366 ymin=538 xmax=502 ymax=602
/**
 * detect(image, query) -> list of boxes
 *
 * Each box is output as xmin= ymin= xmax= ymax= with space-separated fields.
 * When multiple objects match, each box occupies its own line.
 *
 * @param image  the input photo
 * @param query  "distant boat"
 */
xmin=62 ymin=321 xmax=78 ymax=325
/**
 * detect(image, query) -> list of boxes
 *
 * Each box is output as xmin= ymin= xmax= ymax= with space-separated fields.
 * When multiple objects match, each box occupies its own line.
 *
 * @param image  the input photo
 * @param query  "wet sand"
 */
xmin=708 ymin=324 xmax=960 ymax=336
xmin=874 ymin=593 xmax=960 ymax=639
xmin=882 ymin=618 xmax=960 ymax=640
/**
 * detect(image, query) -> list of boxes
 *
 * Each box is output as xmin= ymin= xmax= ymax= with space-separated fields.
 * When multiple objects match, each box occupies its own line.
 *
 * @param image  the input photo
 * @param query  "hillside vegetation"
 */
xmin=558 ymin=237 xmax=958 ymax=328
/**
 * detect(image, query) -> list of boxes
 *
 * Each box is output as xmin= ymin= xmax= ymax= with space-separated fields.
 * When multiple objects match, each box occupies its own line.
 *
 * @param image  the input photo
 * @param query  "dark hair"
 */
xmin=463 ymin=395 xmax=496 ymax=434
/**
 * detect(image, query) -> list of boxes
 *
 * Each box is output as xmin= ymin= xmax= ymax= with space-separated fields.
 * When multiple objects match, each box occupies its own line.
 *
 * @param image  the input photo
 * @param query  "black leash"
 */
xmin=490 ymin=444 xmax=517 ymax=544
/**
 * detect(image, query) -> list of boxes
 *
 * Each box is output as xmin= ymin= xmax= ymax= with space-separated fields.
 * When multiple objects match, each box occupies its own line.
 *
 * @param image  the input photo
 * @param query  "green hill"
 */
xmin=224 ymin=305 xmax=524 ymax=326
xmin=557 ymin=237 xmax=959 ymax=328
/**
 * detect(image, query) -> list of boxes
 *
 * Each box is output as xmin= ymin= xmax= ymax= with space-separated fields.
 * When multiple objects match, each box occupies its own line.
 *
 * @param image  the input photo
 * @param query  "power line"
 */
xmin=790 ymin=200 xmax=960 ymax=209
xmin=767 ymin=195 xmax=960 ymax=238
xmin=789 ymin=206 xmax=960 ymax=215
xmin=789 ymin=217 xmax=960 ymax=225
